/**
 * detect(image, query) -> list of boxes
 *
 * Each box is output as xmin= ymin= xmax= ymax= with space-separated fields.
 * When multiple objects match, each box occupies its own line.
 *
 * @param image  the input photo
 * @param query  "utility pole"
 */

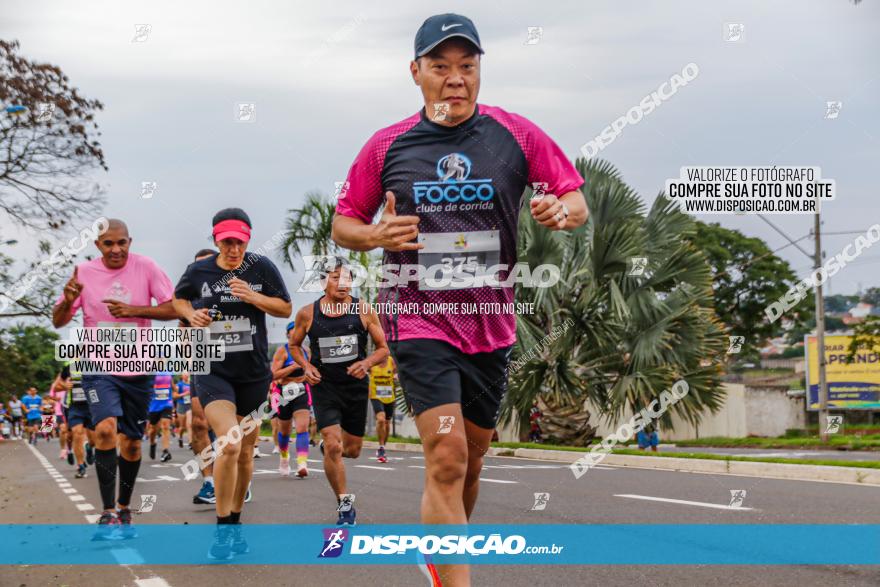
xmin=814 ymin=211 xmax=829 ymax=442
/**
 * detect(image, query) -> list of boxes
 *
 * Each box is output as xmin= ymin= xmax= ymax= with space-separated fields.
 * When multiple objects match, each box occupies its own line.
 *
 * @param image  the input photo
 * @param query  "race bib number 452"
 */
xmin=209 ymin=319 xmax=254 ymax=353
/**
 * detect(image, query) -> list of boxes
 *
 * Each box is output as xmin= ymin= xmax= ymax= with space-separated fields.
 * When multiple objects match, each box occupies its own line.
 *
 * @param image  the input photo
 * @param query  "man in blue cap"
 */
xmin=332 ymin=13 xmax=588 ymax=585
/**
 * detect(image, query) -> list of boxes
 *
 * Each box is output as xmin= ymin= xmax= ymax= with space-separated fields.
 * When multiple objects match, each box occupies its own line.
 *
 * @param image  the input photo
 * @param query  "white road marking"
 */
xmin=614 ymin=494 xmax=755 ymax=511
xmin=85 ymin=514 xmax=101 ymax=523
xmin=135 ymin=578 xmax=173 ymax=587
xmin=69 ymin=495 xmax=85 ymax=501
xmin=479 ymin=478 xmax=518 ymax=484
xmin=355 ymin=465 xmax=394 ymax=471
xmin=62 ymin=488 xmax=77 ymax=494
xmin=58 ymin=483 xmax=72 ymax=488
xmin=110 ymin=548 xmax=144 ymax=565
xmin=76 ymin=503 xmax=95 ymax=511
xmin=409 ymin=465 xmax=426 ymax=469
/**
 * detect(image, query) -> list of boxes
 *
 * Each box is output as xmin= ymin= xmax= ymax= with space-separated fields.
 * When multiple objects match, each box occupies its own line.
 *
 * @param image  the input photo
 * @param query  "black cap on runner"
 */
xmin=414 ymin=13 xmax=484 ymax=59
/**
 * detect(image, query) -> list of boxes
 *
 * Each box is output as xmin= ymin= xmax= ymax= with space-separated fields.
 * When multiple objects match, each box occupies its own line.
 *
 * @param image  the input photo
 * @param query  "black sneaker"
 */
xmin=85 ymin=443 xmax=95 ymax=465
xmin=117 ymin=508 xmax=138 ymax=539
xmin=161 ymin=449 xmax=172 ymax=463
xmin=149 ymin=443 xmax=157 ymax=460
xmin=91 ymin=511 xmax=121 ymax=541
xmin=75 ymin=464 xmax=87 ymax=478
xmin=67 ymin=450 xmax=75 ymax=466
xmin=208 ymin=526 xmax=234 ymax=561
xmin=178 ymin=437 xmax=183 ymax=448
xmin=231 ymin=525 xmax=250 ymax=555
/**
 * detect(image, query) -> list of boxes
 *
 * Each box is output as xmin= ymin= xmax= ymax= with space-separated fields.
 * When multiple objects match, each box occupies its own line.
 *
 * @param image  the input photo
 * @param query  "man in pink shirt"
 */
xmin=331 ymin=13 xmax=588 ymax=585
xmin=53 ymin=218 xmax=177 ymax=538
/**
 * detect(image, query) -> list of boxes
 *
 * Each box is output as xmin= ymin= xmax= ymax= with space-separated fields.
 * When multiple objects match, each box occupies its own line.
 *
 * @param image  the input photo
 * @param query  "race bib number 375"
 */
xmin=418 ymin=230 xmax=501 ymax=291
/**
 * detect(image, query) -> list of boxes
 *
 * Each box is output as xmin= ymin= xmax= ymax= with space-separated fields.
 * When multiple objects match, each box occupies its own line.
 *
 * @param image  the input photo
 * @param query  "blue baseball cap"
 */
xmin=286 ymin=321 xmax=295 ymax=333
xmin=414 ymin=13 xmax=484 ymax=59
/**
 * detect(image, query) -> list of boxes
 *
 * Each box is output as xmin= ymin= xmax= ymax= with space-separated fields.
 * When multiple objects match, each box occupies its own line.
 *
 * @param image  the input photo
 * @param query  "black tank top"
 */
xmin=307 ymin=296 xmax=368 ymax=383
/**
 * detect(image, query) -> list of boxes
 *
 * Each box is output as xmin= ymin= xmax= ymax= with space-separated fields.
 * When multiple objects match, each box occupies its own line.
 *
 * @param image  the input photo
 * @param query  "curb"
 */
xmin=362 ymin=441 xmax=880 ymax=486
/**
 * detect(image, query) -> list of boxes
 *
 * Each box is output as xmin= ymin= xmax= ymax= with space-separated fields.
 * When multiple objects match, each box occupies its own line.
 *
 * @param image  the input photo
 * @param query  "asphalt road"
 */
xmin=2 ymin=436 xmax=879 ymax=587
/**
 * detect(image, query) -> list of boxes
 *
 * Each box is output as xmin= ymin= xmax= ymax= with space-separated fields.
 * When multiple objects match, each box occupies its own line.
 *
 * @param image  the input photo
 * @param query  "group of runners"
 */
xmin=38 ymin=13 xmax=587 ymax=585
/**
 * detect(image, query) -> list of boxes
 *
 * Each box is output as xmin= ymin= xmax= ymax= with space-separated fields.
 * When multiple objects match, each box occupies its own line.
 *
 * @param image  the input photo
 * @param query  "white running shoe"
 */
xmin=279 ymin=456 xmax=290 ymax=477
xmin=296 ymin=462 xmax=308 ymax=478
xmin=272 ymin=446 xmax=279 ymax=455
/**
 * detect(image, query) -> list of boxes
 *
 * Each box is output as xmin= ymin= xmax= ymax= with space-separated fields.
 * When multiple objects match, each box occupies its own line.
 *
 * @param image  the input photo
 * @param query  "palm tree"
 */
xmin=279 ymin=192 xmax=379 ymax=303
xmin=501 ymin=159 xmax=727 ymax=445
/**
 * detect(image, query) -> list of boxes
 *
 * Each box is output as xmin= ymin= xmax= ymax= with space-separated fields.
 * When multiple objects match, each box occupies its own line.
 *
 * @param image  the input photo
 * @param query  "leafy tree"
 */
xmin=825 ymin=294 xmax=859 ymax=314
xmin=0 ymin=323 xmax=61 ymax=400
xmin=1 ymin=39 xmax=106 ymax=318
xmin=686 ymin=221 xmax=812 ymax=358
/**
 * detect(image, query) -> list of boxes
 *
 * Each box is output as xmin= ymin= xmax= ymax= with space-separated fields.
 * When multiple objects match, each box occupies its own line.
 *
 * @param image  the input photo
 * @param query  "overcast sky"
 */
xmin=2 ymin=0 xmax=878 ymax=339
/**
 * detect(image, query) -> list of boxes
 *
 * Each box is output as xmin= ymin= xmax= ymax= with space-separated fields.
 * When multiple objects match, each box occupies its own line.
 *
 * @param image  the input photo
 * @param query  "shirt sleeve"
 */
xmin=515 ymin=113 xmax=585 ymax=197
xmin=145 ymin=257 xmax=174 ymax=304
xmin=334 ymin=132 xmax=387 ymax=223
xmin=258 ymin=256 xmax=291 ymax=302
xmin=174 ymin=264 xmax=198 ymax=301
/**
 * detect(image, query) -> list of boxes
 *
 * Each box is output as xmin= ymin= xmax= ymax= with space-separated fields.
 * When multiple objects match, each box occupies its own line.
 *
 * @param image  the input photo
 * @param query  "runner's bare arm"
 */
xmin=227 ymin=277 xmax=291 ymax=318
xmin=171 ymin=296 xmax=213 ymax=327
xmin=102 ymin=299 xmax=179 ymax=321
xmin=530 ymin=189 xmax=589 ymax=231
xmin=288 ymin=305 xmax=320 ymax=384
xmin=332 ymin=192 xmax=424 ymax=252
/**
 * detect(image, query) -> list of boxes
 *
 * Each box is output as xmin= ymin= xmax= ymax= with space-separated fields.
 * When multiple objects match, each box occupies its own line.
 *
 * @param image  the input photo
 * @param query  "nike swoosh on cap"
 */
xmin=441 ymin=23 xmax=463 ymax=31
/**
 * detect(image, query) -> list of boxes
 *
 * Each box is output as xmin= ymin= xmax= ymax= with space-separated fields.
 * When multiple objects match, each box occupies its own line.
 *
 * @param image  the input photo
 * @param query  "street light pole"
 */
xmin=814 ymin=211 xmax=829 ymax=442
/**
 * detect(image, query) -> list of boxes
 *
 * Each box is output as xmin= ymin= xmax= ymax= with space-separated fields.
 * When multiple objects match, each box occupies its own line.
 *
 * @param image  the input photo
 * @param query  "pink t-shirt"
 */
xmin=56 ymin=253 xmax=174 ymax=328
xmin=55 ymin=253 xmax=174 ymax=376
xmin=50 ymin=388 xmax=64 ymax=415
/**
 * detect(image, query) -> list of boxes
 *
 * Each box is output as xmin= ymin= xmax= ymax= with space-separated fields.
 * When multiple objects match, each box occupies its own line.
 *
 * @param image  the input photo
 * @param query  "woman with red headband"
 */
xmin=172 ymin=207 xmax=292 ymax=559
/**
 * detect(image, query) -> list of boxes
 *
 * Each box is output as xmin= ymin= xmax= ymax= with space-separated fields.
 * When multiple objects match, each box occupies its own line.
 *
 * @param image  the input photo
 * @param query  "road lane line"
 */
xmin=356 ymin=465 xmax=395 ymax=471
xmin=136 ymin=578 xmax=172 ymax=587
xmin=76 ymin=503 xmax=95 ymax=511
xmin=480 ymin=478 xmax=518 ymax=484
xmin=615 ymin=494 xmax=755 ymax=511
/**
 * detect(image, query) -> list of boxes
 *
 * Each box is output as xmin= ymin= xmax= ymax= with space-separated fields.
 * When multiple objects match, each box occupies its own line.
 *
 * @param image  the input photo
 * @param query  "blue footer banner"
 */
xmin=1 ymin=524 xmax=878 ymax=565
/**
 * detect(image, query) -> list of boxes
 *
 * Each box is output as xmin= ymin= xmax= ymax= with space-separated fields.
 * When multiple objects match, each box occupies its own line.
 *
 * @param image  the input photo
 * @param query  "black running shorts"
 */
xmin=390 ymin=338 xmax=512 ymax=430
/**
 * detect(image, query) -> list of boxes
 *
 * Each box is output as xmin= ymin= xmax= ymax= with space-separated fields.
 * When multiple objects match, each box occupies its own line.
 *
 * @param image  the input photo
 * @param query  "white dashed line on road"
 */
xmin=615 ymin=494 xmax=755 ymax=511
xmin=480 ymin=478 xmax=518 ymax=484
xmin=355 ymin=465 xmax=395 ymax=471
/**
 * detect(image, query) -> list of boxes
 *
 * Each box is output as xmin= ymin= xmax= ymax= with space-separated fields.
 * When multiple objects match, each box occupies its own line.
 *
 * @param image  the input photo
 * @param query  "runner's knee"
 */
xmin=427 ymin=442 xmax=468 ymax=485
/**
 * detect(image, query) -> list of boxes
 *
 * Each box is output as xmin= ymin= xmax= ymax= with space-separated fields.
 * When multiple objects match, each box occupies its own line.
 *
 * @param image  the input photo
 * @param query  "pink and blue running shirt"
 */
xmin=335 ymin=104 xmax=584 ymax=354
xmin=149 ymin=371 xmax=174 ymax=412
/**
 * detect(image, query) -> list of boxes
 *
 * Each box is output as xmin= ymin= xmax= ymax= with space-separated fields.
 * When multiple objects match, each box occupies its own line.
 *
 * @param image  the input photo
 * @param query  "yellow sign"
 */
xmin=805 ymin=334 xmax=880 ymax=410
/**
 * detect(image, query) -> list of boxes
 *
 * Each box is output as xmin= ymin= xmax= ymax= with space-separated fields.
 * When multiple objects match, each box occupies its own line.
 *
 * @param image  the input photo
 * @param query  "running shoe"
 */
xmin=253 ymin=446 xmax=262 ymax=459
xmin=193 ymin=481 xmax=216 ymax=504
xmin=86 ymin=443 xmax=94 ymax=465
xmin=75 ymin=464 xmax=87 ymax=478
xmin=296 ymin=462 xmax=308 ymax=478
xmin=244 ymin=483 xmax=252 ymax=503
xmin=231 ymin=525 xmax=250 ymax=555
xmin=178 ymin=437 xmax=184 ymax=448
xmin=208 ymin=526 xmax=234 ymax=561
xmin=272 ymin=446 xmax=279 ymax=455
xmin=377 ymin=446 xmax=387 ymax=464
xmin=149 ymin=443 xmax=157 ymax=460
xmin=161 ymin=449 xmax=172 ymax=463
xmin=91 ymin=511 xmax=121 ymax=541
xmin=417 ymin=551 xmax=443 ymax=586
xmin=117 ymin=508 xmax=138 ymax=539
xmin=278 ymin=456 xmax=290 ymax=477
xmin=336 ymin=494 xmax=356 ymax=526
xmin=67 ymin=449 xmax=75 ymax=466
xmin=319 ymin=440 xmax=324 ymax=456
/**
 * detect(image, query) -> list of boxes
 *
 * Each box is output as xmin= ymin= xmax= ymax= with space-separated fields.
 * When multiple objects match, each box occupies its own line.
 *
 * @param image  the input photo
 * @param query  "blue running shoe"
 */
xmin=194 ymin=480 xmax=216 ymax=504
xmin=91 ymin=511 xmax=122 ymax=541
xmin=208 ymin=526 xmax=234 ymax=561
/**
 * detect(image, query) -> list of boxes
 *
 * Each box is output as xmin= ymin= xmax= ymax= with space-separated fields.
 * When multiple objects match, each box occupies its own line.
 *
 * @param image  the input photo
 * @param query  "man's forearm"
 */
xmin=332 ymin=215 xmax=377 ymax=251
xmin=559 ymin=190 xmax=589 ymax=229
xmin=364 ymin=346 xmax=390 ymax=370
xmin=52 ymin=301 xmax=74 ymax=328
xmin=132 ymin=301 xmax=178 ymax=321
